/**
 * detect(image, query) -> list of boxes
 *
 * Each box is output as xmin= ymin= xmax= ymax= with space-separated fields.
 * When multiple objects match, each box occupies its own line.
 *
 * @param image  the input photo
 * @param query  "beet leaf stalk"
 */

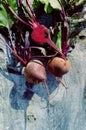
xmin=4 ymin=0 xmax=66 ymax=60
xmin=0 ymin=36 xmax=27 ymax=65
xmin=58 ymin=0 xmax=69 ymax=55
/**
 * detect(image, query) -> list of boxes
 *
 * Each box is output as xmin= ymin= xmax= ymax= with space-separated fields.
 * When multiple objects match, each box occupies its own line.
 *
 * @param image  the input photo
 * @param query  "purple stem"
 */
xmin=0 ymin=37 xmax=27 ymax=65
xmin=31 ymin=54 xmax=57 ymax=59
xmin=58 ymin=0 xmax=69 ymax=55
xmin=62 ymin=21 xmax=69 ymax=55
xmin=0 ymin=37 xmax=58 ymax=65
xmin=26 ymin=0 xmax=36 ymax=22
xmin=29 ymin=46 xmax=58 ymax=58
xmin=6 ymin=2 xmax=33 ymax=28
xmin=58 ymin=0 xmax=66 ymax=17
xmin=47 ymin=38 xmax=66 ymax=59
xmin=19 ymin=0 xmax=23 ymax=4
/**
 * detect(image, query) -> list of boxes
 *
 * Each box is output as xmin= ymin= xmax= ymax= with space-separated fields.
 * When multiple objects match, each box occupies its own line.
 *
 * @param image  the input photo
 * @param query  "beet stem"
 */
xmin=0 ymin=37 xmax=27 ymax=65
xmin=5 ymin=1 xmax=33 ymax=28
xmin=47 ymin=39 xmax=66 ymax=60
xmin=58 ymin=0 xmax=66 ymax=17
xmin=26 ymin=0 xmax=36 ymax=22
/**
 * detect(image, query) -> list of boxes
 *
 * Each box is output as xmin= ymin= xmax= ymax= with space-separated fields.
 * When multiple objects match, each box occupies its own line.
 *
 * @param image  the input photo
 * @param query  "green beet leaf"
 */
xmin=49 ymin=0 xmax=61 ymax=10
xmin=0 ymin=4 xmax=9 ymax=28
xmin=0 ymin=0 xmax=17 ymax=29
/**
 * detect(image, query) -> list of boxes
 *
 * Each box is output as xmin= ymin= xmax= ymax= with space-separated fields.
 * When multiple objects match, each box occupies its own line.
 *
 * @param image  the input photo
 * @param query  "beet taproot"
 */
xmin=24 ymin=59 xmax=47 ymax=83
xmin=47 ymin=57 xmax=71 ymax=77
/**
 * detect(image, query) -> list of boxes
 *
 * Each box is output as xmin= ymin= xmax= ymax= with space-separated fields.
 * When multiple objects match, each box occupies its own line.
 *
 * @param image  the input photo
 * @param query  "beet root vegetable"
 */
xmin=31 ymin=24 xmax=66 ymax=59
xmin=47 ymin=57 xmax=71 ymax=77
xmin=24 ymin=59 xmax=50 ymax=106
xmin=24 ymin=59 xmax=47 ymax=83
xmin=5 ymin=0 xmax=66 ymax=64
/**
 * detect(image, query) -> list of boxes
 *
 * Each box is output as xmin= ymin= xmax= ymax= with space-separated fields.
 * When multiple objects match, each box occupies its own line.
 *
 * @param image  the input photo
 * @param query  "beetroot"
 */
xmin=24 ymin=59 xmax=47 ymax=83
xmin=47 ymin=57 xmax=71 ymax=77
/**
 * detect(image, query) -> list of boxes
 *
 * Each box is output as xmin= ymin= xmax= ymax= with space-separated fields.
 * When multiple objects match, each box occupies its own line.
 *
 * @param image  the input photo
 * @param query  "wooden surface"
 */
xmin=0 ymin=29 xmax=86 ymax=130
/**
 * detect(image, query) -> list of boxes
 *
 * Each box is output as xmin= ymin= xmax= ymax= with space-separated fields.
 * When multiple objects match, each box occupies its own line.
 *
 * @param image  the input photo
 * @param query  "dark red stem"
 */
xmin=26 ymin=0 xmax=36 ymax=22
xmin=0 ymin=37 xmax=27 ymax=65
xmin=5 ymin=1 xmax=33 ymax=28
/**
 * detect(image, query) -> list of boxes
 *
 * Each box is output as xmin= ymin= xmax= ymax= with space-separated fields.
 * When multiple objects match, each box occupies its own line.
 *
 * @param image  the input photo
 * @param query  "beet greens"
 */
xmin=0 ymin=0 xmax=85 ymax=103
xmin=0 ymin=0 xmax=85 ymax=65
